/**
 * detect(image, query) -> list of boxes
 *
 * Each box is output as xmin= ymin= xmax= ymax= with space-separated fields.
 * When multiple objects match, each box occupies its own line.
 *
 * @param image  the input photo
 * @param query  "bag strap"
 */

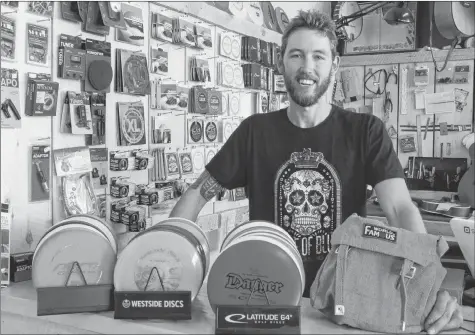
xmin=399 ymin=258 xmax=416 ymax=331
xmin=334 ymin=245 xmax=350 ymax=316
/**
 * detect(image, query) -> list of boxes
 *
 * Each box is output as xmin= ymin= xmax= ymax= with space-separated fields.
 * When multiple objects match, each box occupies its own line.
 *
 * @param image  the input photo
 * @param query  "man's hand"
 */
xmin=424 ymin=291 xmax=464 ymax=334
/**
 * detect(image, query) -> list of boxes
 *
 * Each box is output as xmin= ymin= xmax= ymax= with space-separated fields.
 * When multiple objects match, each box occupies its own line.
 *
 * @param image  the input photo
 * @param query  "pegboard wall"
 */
xmin=1 ymin=1 xmax=325 ymax=254
xmin=334 ymin=57 xmax=474 ymax=171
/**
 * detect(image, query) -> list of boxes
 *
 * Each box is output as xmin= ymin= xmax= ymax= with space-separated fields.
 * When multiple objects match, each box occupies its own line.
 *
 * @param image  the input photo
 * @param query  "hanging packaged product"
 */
xmin=27 ymin=1 xmax=53 ymax=16
xmin=189 ymin=86 xmax=209 ymax=114
xmin=204 ymin=118 xmax=220 ymax=143
xmin=116 ymin=49 xmax=150 ymax=95
xmin=1 ymin=15 xmax=16 ymax=62
xmin=160 ymin=83 xmax=179 ymax=110
xmin=195 ymin=24 xmax=212 ymax=49
xmin=229 ymin=92 xmax=240 ymax=116
xmin=205 ymin=146 xmax=218 ymax=165
xmin=208 ymin=90 xmax=223 ymax=115
xmin=190 ymin=56 xmax=211 ymax=83
xmin=151 ymin=12 xmax=173 ymax=43
xmin=83 ymin=1 xmax=110 ymax=36
xmin=150 ymin=47 xmax=168 ymax=75
xmin=109 ymin=151 xmax=136 ymax=171
xmin=57 ymin=34 xmax=86 ymax=80
xmin=221 ymin=91 xmax=229 ymax=116
xmin=219 ymin=32 xmax=241 ymax=61
xmin=32 ymin=214 xmax=117 ymax=315
xmin=453 ymin=65 xmax=470 ymax=84
xmin=86 ymin=92 xmax=106 ymax=145
xmin=69 ymin=92 xmax=93 ymax=135
xmin=60 ymin=1 xmax=82 ymax=22
xmin=53 ymin=146 xmax=97 ymax=217
xmin=187 ymin=117 xmax=204 ymax=144
xmin=30 ymin=144 xmax=50 ymax=202
xmin=26 ymin=23 xmax=50 ymax=67
xmin=173 ymin=17 xmax=196 ymax=47
xmin=97 ymin=2 xmax=126 ymax=29
xmin=176 ymin=85 xmax=189 ymax=112
xmin=178 ymin=148 xmax=194 ymax=176
xmin=25 ymin=74 xmax=59 ymax=117
xmin=151 ymin=114 xmax=172 ymax=144
xmin=110 ymin=177 xmax=136 ymax=199
xmin=207 ymin=220 xmax=305 ymax=311
xmin=222 ymin=118 xmax=235 ymax=142
xmin=113 ymin=217 xmax=210 ymax=319
xmin=1 ymin=68 xmax=21 ymax=128
xmin=454 ymin=88 xmax=469 ymax=113
xmin=117 ymin=102 xmax=146 ymax=146
xmin=191 ymin=146 xmax=206 ymax=174
xmin=414 ymin=65 xmax=429 ymax=87
xmin=136 ymin=185 xmax=159 ymax=206
xmin=89 ymin=147 xmax=108 ymax=191
xmin=164 ymin=148 xmax=181 ymax=180
xmin=133 ymin=149 xmax=154 ymax=170
xmin=116 ymin=3 xmax=144 ymax=46
xmin=122 ymin=202 xmax=148 ymax=232
xmin=84 ymin=39 xmax=112 ymax=93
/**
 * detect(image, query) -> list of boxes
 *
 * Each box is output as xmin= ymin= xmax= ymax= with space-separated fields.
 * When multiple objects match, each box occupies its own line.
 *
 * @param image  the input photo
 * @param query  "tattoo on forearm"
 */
xmin=191 ymin=171 xmax=225 ymax=200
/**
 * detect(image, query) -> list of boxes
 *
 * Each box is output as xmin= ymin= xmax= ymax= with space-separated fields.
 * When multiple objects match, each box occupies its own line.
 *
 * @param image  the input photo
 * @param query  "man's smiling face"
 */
xmin=279 ymin=28 xmax=336 ymax=107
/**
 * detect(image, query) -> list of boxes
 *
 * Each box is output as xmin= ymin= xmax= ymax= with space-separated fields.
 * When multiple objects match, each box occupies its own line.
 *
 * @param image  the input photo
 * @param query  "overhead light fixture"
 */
xmin=383 ymin=2 xmax=415 ymax=25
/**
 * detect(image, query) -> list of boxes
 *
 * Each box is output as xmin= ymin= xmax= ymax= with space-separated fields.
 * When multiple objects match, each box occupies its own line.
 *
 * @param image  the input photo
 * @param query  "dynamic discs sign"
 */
xmin=121 ymin=107 xmax=145 ymax=144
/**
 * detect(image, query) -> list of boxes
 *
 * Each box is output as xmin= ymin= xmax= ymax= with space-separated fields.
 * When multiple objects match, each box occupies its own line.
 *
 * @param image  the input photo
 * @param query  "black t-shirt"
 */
xmin=206 ymin=105 xmax=404 ymax=297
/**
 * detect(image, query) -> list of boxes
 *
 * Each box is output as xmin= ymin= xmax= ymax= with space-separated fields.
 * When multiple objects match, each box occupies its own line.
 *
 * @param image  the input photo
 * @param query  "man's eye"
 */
xmin=290 ymin=54 xmax=301 ymax=58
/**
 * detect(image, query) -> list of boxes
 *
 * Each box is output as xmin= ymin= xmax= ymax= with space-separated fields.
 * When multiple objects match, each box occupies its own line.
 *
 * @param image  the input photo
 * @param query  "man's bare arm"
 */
xmin=374 ymin=178 xmax=427 ymax=233
xmin=169 ymin=170 xmax=226 ymax=222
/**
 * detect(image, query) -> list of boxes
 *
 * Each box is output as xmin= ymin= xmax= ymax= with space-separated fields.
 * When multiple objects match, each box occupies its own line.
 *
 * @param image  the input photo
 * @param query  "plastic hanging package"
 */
xmin=61 ymin=173 xmax=98 ymax=216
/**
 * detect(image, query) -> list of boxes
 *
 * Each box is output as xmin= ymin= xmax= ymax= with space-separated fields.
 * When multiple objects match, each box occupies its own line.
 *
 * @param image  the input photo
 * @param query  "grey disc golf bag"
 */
xmin=310 ymin=214 xmax=449 ymax=333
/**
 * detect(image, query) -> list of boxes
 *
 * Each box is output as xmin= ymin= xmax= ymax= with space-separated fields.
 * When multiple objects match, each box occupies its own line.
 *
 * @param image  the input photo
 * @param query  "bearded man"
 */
xmin=170 ymin=9 xmax=463 ymax=334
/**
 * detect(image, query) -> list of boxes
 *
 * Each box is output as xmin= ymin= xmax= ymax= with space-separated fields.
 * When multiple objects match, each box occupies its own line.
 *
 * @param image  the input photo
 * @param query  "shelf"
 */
xmin=340 ymin=48 xmax=475 ymax=67
xmin=153 ymin=2 xmax=282 ymax=44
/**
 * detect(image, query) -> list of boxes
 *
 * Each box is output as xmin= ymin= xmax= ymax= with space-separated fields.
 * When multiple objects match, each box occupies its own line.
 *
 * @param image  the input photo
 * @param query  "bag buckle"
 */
xmin=404 ymin=266 xmax=416 ymax=279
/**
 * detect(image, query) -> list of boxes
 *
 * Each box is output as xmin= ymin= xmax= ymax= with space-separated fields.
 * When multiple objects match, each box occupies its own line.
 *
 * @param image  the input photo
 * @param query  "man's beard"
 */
xmin=284 ymin=68 xmax=333 ymax=107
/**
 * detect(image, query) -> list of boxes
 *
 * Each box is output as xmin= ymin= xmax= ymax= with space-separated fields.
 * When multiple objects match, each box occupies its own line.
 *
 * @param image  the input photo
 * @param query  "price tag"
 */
xmin=215 ymin=305 xmax=300 ymax=334
xmin=114 ymin=291 xmax=191 ymax=320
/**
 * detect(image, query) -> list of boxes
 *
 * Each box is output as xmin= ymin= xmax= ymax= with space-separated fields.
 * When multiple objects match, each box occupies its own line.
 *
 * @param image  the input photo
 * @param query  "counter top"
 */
xmin=1 ymin=280 xmax=474 ymax=334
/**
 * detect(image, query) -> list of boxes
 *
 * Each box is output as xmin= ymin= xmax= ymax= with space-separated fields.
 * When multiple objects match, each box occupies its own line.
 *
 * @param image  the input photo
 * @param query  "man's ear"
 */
xmin=277 ymin=50 xmax=285 ymax=74
xmin=332 ymin=55 xmax=341 ymax=74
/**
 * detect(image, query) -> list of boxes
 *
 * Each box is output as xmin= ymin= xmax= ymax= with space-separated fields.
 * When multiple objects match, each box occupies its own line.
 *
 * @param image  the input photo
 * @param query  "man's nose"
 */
xmin=302 ymin=54 xmax=316 ymax=70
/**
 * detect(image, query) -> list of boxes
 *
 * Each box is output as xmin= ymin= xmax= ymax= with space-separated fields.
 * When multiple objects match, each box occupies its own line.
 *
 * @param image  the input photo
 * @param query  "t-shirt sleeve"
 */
xmin=205 ymin=117 xmax=251 ymax=190
xmin=365 ymin=115 xmax=404 ymax=187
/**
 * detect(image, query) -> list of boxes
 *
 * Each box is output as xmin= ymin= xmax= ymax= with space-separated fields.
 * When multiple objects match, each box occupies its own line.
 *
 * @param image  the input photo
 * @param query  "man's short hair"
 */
xmin=281 ymin=9 xmax=338 ymax=59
